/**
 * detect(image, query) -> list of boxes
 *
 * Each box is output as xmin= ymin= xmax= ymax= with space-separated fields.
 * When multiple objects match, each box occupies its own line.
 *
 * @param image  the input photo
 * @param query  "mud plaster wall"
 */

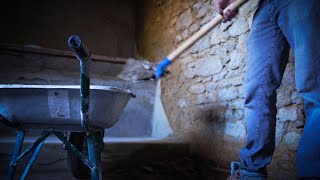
xmin=136 ymin=0 xmax=304 ymax=179
xmin=0 ymin=0 xmax=136 ymax=57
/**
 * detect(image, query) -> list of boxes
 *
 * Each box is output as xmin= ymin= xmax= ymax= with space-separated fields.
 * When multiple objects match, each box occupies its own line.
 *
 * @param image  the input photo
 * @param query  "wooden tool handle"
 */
xmin=167 ymin=0 xmax=248 ymax=61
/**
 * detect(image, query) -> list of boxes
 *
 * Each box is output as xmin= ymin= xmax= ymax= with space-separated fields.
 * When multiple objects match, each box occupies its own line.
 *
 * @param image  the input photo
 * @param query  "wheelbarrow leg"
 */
xmin=87 ymin=133 xmax=100 ymax=180
xmin=19 ymin=132 xmax=46 ymax=179
xmin=6 ymin=129 xmax=25 ymax=180
xmin=96 ymin=147 xmax=102 ymax=180
xmin=95 ymin=130 xmax=103 ymax=180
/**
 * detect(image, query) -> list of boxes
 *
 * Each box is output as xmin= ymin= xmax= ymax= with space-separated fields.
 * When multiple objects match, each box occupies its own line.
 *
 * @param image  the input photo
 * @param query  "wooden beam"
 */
xmin=0 ymin=43 xmax=127 ymax=65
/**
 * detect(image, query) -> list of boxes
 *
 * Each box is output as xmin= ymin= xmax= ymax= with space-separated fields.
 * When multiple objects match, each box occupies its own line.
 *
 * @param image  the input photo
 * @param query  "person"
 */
xmin=155 ymin=0 xmax=320 ymax=179
xmin=214 ymin=0 xmax=320 ymax=179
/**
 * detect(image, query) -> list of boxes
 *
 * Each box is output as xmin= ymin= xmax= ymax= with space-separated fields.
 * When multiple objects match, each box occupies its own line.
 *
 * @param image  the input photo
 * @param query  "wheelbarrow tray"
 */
xmin=0 ymin=84 xmax=135 ymax=131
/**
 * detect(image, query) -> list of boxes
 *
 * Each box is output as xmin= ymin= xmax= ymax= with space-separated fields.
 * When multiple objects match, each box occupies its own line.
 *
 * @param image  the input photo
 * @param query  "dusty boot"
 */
xmin=228 ymin=161 xmax=267 ymax=180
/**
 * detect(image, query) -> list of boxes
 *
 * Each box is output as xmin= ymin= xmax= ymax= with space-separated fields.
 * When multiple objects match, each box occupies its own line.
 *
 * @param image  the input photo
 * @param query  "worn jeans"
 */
xmin=239 ymin=0 xmax=320 ymax=178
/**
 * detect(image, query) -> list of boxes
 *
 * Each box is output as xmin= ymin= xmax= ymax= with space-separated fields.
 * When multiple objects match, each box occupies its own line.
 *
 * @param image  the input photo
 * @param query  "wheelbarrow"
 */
xmin=0 ymin=35 xmax=135 ymax=180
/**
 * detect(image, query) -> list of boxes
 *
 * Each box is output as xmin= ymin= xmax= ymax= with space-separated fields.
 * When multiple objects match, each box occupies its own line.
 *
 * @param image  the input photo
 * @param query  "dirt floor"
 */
xmin=0 ymin=137 xmax=229 ymax=180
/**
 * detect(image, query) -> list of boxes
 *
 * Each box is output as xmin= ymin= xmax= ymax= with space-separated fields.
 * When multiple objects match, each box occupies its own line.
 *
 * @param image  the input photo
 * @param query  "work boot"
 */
xmin=228 ymin=161 xmax=267 ymax=180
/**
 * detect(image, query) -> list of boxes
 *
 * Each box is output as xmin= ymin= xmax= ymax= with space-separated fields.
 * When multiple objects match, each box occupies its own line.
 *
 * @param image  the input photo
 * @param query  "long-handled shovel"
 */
xmin=119 ymin=0 xmax=248 ymax=82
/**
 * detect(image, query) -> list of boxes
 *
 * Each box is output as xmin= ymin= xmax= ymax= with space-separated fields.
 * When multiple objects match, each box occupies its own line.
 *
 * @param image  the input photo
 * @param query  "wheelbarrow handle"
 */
xmin=68 ymin=35 xmax=91 ymax=61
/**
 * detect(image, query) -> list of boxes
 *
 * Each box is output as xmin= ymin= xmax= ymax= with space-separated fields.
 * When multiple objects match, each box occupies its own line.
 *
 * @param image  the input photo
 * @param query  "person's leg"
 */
xmin=277 ymin=0 xmax=320 ymax=178
xmin=239 ymin=0 xmax=290 ymax=174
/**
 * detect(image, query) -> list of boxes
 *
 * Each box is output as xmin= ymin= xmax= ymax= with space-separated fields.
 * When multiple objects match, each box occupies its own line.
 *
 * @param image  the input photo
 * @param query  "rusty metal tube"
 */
xmin=68 ymin=35 xmax=91 ymax=133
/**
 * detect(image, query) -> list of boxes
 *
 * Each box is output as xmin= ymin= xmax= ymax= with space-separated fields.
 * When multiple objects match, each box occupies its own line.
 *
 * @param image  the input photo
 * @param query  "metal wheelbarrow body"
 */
xmin=0 ymin=35 xmax=135 ymax=180
xmin=0 ymin=84 xmax=134 ymax=131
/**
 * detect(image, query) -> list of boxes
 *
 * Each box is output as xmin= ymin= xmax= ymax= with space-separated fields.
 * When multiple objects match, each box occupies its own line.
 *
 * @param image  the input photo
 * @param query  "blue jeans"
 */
xmin=239 ymin=0 xmax=320 ymax=178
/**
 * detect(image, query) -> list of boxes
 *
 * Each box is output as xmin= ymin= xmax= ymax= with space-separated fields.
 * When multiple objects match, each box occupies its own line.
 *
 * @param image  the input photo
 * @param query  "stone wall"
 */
xmin=136 ymin=0 xmax=304 ymax=179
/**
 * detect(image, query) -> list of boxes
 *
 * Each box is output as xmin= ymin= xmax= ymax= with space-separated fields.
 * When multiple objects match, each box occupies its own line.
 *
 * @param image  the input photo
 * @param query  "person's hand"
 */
xmin=215 ymin=0 xmax=237 ymax=21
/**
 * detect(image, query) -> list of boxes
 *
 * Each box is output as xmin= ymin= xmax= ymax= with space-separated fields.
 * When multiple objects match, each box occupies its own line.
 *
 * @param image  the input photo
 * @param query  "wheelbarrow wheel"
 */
xmin=68 ymin=132 xmax=91 ymax=179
